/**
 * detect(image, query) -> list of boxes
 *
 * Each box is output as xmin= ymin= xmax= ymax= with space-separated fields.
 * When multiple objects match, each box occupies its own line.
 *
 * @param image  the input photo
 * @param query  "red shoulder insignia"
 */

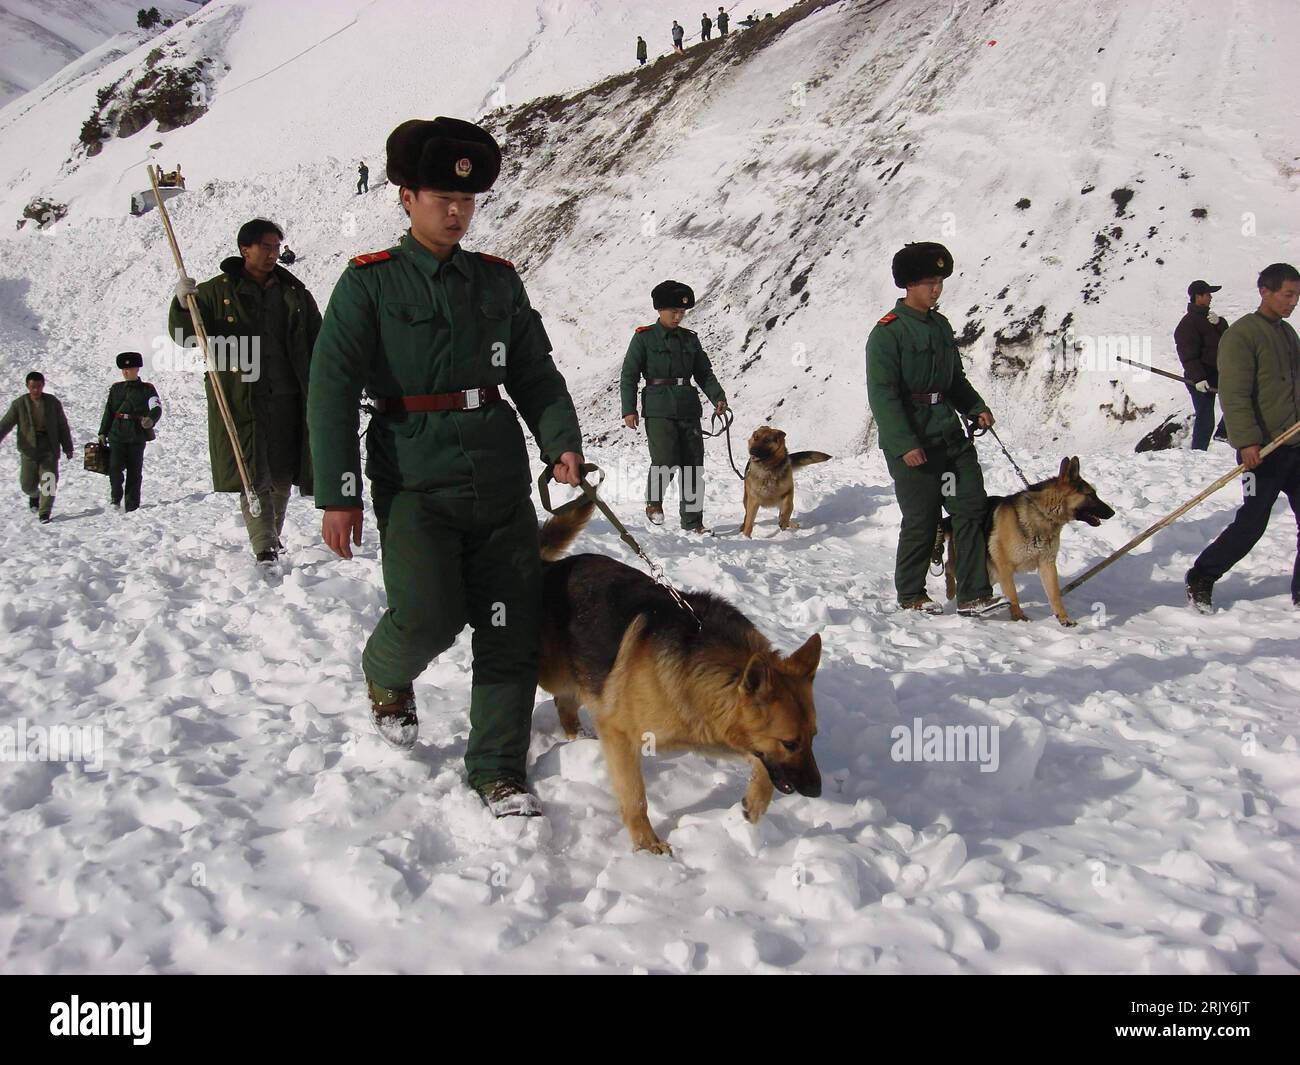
xmin=351 ymin=250 xmax=392 ymax=267
xmin=878 ymin=312 xmax=898 ymax=325
xmin=478 ymin=252 xmax=516 ymax=270
xmin=635 ymin=325 xmax=654 ymax=333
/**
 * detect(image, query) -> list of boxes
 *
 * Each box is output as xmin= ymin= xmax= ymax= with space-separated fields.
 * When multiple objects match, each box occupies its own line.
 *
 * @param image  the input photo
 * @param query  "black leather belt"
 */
xmin=910 ymin=391 xmax=945 ymax=405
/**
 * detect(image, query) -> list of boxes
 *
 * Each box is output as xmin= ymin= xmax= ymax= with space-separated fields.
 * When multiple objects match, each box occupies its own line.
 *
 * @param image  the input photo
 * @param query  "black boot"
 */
xmin=1185 ymin=568 xmax=1214 ymax=614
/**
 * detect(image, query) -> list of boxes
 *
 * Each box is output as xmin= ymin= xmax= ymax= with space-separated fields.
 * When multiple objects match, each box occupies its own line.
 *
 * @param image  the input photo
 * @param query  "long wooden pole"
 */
xmin=1063 ymin=419 xmax=1300 ymax=595
xmin=1114 ymin=355 xmax=1217 ymax=393
xmin=148 ymin=165 xmax=260 ymax=516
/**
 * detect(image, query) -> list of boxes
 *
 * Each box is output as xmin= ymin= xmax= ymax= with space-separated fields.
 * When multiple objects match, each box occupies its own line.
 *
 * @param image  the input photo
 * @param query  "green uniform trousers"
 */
xmin=20 ymin=452 xmax=59 ymax=519
xmin=644 ymin=416 xmax=705 ymax=529
xmin=109 ymin=441 xmax=146 ymax=512
xmin=884 ymin=440 xmax=992 ymax=603
xmin=363 ymin=491 xmax=542 ymax=789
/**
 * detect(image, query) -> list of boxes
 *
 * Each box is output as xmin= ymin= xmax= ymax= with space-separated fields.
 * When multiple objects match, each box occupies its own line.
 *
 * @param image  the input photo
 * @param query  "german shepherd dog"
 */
xmin=940 ymin=457 xmax=1114 ymax=626
xmin=537 ymin=499 xmax=822 ymax=854
xmin=741 ymin=426 xmax=831 ymax=537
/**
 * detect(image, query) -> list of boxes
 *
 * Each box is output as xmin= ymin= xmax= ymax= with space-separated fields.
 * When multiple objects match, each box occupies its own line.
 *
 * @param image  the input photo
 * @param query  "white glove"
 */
xmin=174 ymin=276 xmax=198 ymax=301
xmin=1194 ymin=379 xmax=1211 ymax=393
xmin=140 ymin=416 xmax=154 ymax=430
xmin=1207 ymin=311 xmax=1221 ymax=325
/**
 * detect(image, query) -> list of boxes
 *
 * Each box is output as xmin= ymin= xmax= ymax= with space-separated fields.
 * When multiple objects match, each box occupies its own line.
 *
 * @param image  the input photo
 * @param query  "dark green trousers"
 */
xmin=109 ymin=441 xmax=146 ymax=511
xmin=240 ymin=394 xmax=300 ymax=554
xmin=363 ymin=492 xmax=541 ymax=788
xmin=644 ymin=416 xmax=705 ymax=529
xmin=884 ymin=440 xmax=992 ymax=603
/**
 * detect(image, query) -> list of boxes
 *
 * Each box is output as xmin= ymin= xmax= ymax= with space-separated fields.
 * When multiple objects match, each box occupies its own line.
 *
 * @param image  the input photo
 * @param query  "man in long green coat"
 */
xmin=866 ymin=242 xmax=1000 ymax=616
xmin=0 ymin=371 xmax=73 ymax=523
xmin=620 ymin=280 xmax=727 ymax=532
xmin=169 ymin=218 xmax=320 ymax=563
xmin=309 ymin=117 xmax=584 ymax=818
xmin=98 ymin=351 xmax=162 ymax=512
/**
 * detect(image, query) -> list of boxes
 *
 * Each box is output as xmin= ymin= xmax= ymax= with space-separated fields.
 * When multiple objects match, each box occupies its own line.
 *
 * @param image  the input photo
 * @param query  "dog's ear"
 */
xmin=783 ymin=633 xmax=821 ymax=677
xmin=1069 ymin=456 xmax=1081 ymax=479
xmin=1058 ymin=457 xmax=1071 ymax=479
xmin=778 ymin=430 xmax=787 ymax=441
xmin=740 ymin=653 xmax=770 ymax=697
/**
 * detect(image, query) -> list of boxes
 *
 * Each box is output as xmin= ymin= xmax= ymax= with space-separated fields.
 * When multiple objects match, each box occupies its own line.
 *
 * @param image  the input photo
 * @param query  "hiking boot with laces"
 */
xmin=646 ymin=504 xmax=665 ymax=526
xmin=957 ymin=595 xmax=1006 ymax=617
xmin=900 ymin=595 xmax=944 ymax=615
xmin=367 ymin=681 xmax=419 ymax=750
xmin=476 ymin=778 xmax=543 ymax=818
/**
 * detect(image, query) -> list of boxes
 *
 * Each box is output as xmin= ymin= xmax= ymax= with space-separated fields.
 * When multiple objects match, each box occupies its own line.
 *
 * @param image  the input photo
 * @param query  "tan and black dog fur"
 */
xmin=741 ymin=426 xmax=831 ymax=537
xmin=940 ymin=456 xmax=1114 ymax=626
xmin=537 ymin=500 xmax=822 ymax=854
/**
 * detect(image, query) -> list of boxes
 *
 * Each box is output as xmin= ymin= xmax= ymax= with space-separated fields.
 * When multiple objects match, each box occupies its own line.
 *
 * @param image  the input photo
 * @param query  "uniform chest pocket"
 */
xmin=478 ymin=298 xmax=511 ymax=360
xmin=385 ymin=302 xmax=438 ymax=327
xmin=651 ymin=345 xmax=686 ymax=376
xmin=381 ymin=301 xmax=440 ymax=357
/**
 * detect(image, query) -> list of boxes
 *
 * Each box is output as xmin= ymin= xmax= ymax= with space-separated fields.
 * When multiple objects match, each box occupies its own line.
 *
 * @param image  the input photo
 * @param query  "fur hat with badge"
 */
xmin=385 ymin=117 xmax=501 ymax=193
xmin=891 ymin=241 xmax=954 ymax=288
xmin=116 ymin=351 xmax=144 ymax=369
xmin=652 ymin=280 xmax=695 ymax=309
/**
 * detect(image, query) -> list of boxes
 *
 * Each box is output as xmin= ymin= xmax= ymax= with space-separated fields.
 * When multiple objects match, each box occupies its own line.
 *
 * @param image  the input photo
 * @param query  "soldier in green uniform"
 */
xmin=866 ymin=242 xmax=1000 ymax=616
xmin=309 ymin=117 xmax=584 ymax=818
xmin=620 ymin=280 xmax=727 ymax=532
xmin=169 ymin=218 xmax=320 ymax=564
xmin=98 ymin=351 xmax=162 ymax=512
xmin=0 ymin=371 xmax=73 ymax=523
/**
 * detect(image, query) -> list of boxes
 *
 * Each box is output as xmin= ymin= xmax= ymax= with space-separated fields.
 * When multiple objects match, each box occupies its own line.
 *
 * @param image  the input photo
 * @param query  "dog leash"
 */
xmin=700 ymin=407 xmax=746 ymax=481
xmin=987 ymin=427 xmax=1033 ymax=491
xmin=965 ymin=417 xmax=1032 ymax=490
xmin=538 ymin=463 xmax=702 ymax=630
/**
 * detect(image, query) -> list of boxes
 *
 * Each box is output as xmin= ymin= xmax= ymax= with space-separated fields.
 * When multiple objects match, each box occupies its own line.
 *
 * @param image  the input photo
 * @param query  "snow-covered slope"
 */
xmin=0 ymin=0 xmax=789 ymax=222
xmin=474 ymin=0 xmax=1300 ymax=455
xmin=0 ymin=0 xmax=195 ymax=110
xmin=1 ymin=0 xmax=1295 ymax=453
